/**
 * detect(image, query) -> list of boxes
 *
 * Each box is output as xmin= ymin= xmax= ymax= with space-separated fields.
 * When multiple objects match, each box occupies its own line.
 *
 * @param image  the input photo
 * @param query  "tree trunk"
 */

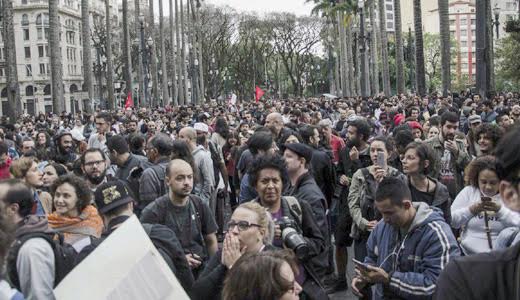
xmin=180 ymin=0 xmax=189 ymax=105
xmin=337 ymin=13 xmax=348 ymax=97
xmin=148 ymin=0 xmax=159 ymax=107
xmin=438 ymin=0 xmax=450 ymax=97
xmin=378 ymin=0 xmax=391 ymax=96
xmin=158 ymin=0 xmax=169 ymax=106
xmin=346 ymin=23 xmax=355 ymax=96
xmin=49 ymin=0 xmax=65 ymax=112
xmin=104 ymin=0 xmax=115 ymax=109
xmin=81 ymin=0 xmax=93 ymax=113
xmin=135 ymin=0 xmax=145 ymax=108
xmin=369 ymin=0 xmax=380 ymax=96
xmin=189 ymin=0 xmax=204 ymax=104
xmin=413 ymin=0 xmax=426 ymax=96
xmin=394 ymin=0 xmax=405 ymax=94
xmin=169 ymin=0 xmax=178 ymax=106
xmin=2 ymin=0 xmax=21 ymax=121
xmin=486 ymin=0 xmax=495 ymax=93
xmin=122 ymin=0 xmax=133 ymax=102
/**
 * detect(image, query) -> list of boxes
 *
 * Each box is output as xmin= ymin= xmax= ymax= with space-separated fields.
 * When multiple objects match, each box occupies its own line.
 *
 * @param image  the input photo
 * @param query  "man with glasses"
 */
xmin=141 ymin=159 xmax=218 ymax=279
xmin=80 ymin=149 xmax=109 ymax=192
xmin=87 ymin=112 xmax=112 ymax=156
xmin=435 ymin=127 xmax=520 ymax=300
xmin=351 ymin=177 xmax=459 ymax=299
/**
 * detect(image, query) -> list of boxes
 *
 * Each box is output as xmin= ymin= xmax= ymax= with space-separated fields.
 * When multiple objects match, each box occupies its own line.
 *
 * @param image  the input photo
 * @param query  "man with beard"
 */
xmin=52 ymin=130 xmax=77 ymax=169
xmin=425 ymin=111 xmax=470 ymax=199
xmin=80 ymin=148 xmax=109 ymax=192
xmin=124 ymin=118 xmax=139 ymax=140
xmin=333 ymin=118 xmax=372 ymax=292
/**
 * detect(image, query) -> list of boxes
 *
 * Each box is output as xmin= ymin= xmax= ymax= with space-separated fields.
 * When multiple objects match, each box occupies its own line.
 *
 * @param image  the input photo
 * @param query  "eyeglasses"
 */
xmin=227 ymin=220 xmax=261 ymax=232
xmin=84 ymin=160 xmax=105 ymax=167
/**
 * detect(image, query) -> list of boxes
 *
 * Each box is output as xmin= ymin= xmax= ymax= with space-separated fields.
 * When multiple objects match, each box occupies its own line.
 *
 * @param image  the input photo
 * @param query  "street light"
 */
xmin=493 ymin=6 xmax=501 ymax=38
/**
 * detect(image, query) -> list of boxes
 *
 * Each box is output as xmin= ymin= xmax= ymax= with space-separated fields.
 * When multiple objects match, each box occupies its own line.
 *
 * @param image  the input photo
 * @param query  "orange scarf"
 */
xmin=47 ymin=205 xmax=103 ymax=244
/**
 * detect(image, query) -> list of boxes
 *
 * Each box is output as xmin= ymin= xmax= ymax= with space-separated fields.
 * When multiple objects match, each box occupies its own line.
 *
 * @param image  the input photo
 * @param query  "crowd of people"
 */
xmin=0 ymin=91 xmax=519 ymax=300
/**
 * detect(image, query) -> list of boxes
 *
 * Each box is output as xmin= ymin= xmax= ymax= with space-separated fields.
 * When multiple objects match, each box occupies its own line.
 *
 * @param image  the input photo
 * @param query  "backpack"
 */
xmin=6 ymin=232 xmax=78 ymax=290
xmin=208 ymin=141 xmax=222 ymax=188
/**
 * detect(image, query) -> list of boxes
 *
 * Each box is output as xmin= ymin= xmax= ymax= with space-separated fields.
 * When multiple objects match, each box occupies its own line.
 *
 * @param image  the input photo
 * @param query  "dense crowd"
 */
xmin=0 ymin=91 xmax=520 ymax=300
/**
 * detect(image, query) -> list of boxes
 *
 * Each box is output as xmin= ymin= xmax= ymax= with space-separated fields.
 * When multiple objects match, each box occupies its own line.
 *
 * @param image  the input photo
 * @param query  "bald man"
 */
xmin=141 ymin=159 xmax=218 ymax=278
xmin=179 ymin=127 xmax=215 ymax=205
xmin=265 ymin=112 xmax=294 ymax=149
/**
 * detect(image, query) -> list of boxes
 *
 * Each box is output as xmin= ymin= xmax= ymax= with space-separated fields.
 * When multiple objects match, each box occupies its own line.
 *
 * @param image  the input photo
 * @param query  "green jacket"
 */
xmin=425 ymin=135 xmax=470 ymax=198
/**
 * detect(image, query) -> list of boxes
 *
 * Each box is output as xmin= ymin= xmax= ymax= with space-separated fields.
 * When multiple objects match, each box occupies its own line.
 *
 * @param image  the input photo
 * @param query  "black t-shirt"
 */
xmin=409 ymin=182 xmax=435 ymax=206
xmin=168 ymin=199 xmax=218 ymax=260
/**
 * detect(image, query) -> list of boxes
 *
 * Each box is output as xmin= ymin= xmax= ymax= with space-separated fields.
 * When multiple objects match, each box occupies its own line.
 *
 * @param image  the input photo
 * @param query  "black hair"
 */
xmin=495 ymin=125 xmax=520 ymax=181
xmin=149 ymin=133 xmax=173 ymax=156
xmin=0 ymin=179 xmax=34 ymax=218
xmin=348 ymin=119 xmax=372 ymax=141
xmin=248 ymin=154 xmax=289 ymax=189
xmin=429 ymin=116 xmax=441 ymax=127
xmin=51 ymin=174 xmax=92 ymax=213
xmin=465 ymin=156 xmax=497 ymax=188
xmin=370 ymin=135 xmax=395 ymax=153
xmin=215 ymin=117 xmax=230 ymax=139
xmin=46 ymin=163 xmax=68 ymax=177
xmin=404 ymin=142 xmax=436 ymax=175
xmin=107 ymin=135 xmax=130 ymax=154
xmin=96 ymin=112 xmax=113 ymax=124
xmin=375 ymin=177 xmax=412 ymax=206
xmin=248 ymin=131 xmax=273 ymax=156
xmin=299 ymin=125 xmax=318 ymax=145
xmin=394 ymin=128 xmax=414 ymax=154
xmin=80 ymin=148 xmax=107 ymax=165
xmin=128 ymin=133 xmax=145 ymax=154
xmin=0 ymin=141 xmax=8 ymax=155
xmin=474 ymin=123 xmax=504 ymax=150
xmin=440 ymin=111 xmax=459 ymax=126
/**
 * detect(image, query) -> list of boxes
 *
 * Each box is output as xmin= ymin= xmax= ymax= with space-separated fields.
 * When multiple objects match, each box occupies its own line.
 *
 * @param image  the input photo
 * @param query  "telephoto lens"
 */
xmin=281 ymin=227 xmax=310 ymax=260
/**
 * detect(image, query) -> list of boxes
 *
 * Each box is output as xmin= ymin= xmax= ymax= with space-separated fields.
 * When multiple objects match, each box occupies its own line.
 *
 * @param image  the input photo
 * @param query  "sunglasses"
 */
xmin=227 ymin=220 xmax=261 ymax=232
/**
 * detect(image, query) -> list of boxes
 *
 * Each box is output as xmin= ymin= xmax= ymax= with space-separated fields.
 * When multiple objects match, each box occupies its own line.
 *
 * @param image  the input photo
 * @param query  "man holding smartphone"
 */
xmin=351 ymin=177 xmax=460 ymax=299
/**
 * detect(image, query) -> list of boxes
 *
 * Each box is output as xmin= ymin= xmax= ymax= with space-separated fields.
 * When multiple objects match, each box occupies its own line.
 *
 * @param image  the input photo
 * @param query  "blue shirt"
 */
xmin=239 ymin=174 xmax=257 ymax=203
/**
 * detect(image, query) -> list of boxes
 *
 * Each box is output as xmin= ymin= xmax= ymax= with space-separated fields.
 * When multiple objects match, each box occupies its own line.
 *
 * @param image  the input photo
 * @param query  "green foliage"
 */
xmin=495 ymin=33 xmax=520 ymax=92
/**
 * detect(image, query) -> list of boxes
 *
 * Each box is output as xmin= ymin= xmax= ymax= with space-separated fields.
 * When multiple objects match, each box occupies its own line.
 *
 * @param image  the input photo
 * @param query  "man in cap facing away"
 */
xmin=76 ymin=180 xmax=194 ymax=292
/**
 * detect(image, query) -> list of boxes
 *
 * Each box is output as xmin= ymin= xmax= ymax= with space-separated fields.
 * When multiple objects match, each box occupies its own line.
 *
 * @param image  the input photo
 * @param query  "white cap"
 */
xmin=193 ymin=122 xmax=209 ymax=133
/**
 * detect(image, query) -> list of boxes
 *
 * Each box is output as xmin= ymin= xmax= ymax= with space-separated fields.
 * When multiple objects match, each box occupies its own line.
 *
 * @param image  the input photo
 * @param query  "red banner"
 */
xmin=255 ymin=86 xmax=265 ymax=103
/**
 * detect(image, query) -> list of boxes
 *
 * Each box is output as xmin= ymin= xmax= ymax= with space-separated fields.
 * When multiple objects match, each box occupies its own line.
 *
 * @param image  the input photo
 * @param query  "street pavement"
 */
xmin=328 ymin=246 xmax=358 ymax=300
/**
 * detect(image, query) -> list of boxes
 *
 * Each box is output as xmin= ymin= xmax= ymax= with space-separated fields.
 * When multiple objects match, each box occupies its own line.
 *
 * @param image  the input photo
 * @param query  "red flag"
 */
xmin=255 ymin=86 xmax=265 ymax=103
xmin=124 ymin=92 xmax=134 ymax=108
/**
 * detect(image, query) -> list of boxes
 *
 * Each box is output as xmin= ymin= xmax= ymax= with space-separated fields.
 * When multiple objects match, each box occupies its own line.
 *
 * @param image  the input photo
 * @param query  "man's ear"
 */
xmin=403 ymin=200 xmax=413 ymax=210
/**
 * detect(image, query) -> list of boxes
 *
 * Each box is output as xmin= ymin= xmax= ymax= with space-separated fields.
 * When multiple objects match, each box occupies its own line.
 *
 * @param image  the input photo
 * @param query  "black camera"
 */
xmin=276 ymin=217 xmax=310 ymax=260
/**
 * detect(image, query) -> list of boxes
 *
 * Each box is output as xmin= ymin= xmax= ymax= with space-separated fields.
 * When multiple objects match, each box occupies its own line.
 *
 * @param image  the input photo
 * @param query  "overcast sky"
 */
xmin=205 ymin=0 xmax=314 ymax=16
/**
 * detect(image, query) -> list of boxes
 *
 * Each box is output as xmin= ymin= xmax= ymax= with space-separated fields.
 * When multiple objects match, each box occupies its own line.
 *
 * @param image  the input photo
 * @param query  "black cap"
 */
xmin=94 ymin=180 xmax=134 ymax=214
xmin=283 ymin=143 xmax=313 ymax=164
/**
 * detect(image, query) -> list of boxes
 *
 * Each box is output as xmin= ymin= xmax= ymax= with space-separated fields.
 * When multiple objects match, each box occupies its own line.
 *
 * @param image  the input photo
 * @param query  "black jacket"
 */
xmin=309 ymin=147 xmax=335 ymax=206
xmin=435 ymin=242 xmax=520 ymax=300
xmin=76 ymin=215 xmax=194 ymax=292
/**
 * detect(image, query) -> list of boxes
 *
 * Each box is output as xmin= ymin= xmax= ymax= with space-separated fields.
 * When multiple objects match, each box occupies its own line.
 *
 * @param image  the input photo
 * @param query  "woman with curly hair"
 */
xmin=474 ymin=123 xmax=503 ymax=157
xmin=47 ymin=174 xmax=103 ymax=246
xmin=451 ymin=156 xmax=520 ymax=254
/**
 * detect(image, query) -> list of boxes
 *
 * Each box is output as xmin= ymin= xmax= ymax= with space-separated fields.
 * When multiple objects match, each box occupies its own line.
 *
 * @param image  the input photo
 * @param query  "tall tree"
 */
xmin=180 ymin=0 xmax=189 ymax=105
xmin=169 ymin=0 xmax=178 ymax=105
xmin=135 ymin=0 xmax=145 ymax=107
xmin=49 ymin=0 xmax=65 ymax=112
xmin=413 ymin=0 xmax=426 ymax=96
xmin=122 ymin=0 xmax=133 ymax=102
xmin=394 ymin=0 xmax=405 ymax=94
xmin=81 ymin=0 xmax=93 ymax=113
xmin=195 ymin=1 xmax=205 ymax=103
xmin=175 ymin=0 xmax=184 ymax=105
xmin=438 ymin=0 xmax=450 ymax=96
xmin=378 ymin=0 xmax=391 ymax=95
xmin=158 ymin=0 xmax=169 ymax=105
xmin=148 ymin=0 xmax=159 ymax=107
xmin=369 ymin=0 xmax=380 ymax=95
xmin=104 ymin=0 xmax=115 ymax=109
xmin=2 ymin=0 xmax=21 ymax=121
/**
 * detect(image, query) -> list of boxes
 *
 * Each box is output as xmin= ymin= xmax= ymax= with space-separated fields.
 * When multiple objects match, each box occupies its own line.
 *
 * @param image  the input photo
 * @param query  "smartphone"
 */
xmin=352 ymin=259 xmax=371 ymax=271
xmin=481 ymin=196 xmax=492 ymax=202
xmin=377 ymin=152 xmax=385 ymax=168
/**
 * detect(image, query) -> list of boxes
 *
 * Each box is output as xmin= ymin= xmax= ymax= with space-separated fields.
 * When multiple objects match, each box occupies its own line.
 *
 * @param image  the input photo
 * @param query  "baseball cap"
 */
xmin=468 ymin=115 xmax=482 ymax=124
xmin=283 ymin=143 xmax=313 ymax=164
xmin=193 ymin=122 xmax=209 ymax=133
xmin=94 ymin=181 xmax=135 ymax=214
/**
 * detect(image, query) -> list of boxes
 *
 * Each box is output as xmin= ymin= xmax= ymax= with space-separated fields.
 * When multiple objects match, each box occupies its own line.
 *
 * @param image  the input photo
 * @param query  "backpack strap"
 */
xmin=189 ymin=195 xmax=208 ymax=258
xmin=282 ymin=196 xmax=303 ymax=227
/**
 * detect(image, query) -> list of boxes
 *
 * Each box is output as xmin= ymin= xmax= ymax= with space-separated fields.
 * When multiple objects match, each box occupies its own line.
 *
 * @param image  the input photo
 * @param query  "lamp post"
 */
xmin=358 ymin=0 xmax=369 ymax=98
xmin=493 ymin=6 xmax=501 ymax=39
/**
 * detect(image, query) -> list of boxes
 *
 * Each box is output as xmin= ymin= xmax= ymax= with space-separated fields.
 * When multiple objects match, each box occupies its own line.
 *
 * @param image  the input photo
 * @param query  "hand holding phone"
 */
xmin=377 ymin=152 xmax=385 ymax=168
xmin=352 ymin=258 xmax=372 ymax=272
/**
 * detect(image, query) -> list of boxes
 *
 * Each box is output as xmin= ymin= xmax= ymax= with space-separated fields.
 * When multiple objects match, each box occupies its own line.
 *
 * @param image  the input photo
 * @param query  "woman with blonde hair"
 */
xmin=191 ymin=201 xmax=275 ymax=300
xmin=10 ymin=156 xmax=52 ymax=214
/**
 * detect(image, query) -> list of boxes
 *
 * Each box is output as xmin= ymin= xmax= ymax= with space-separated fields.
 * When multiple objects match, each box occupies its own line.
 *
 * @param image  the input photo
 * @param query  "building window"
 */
xmin=39 ymin=63 xmax=45 ymax=75
xmin=21 ymin=14 xmax=29 ymax=26
xmin=25 ymin=86 xmax=34 ymax=96
xmin=22 ymin=0 xmax=28 ymax=4
xmin=471 ymin=29 xmax=475 ymax=36
xmin=38 ymin=45 xmax=44 ymax=57
xmin=461 ymin=40 xmax=467 ymax=47
xmin=450 ymin=30 xmax=455 ymax=37
xmin=471 ymin=19 xmax=476 ymax=25
xmin=0 ymin=68 xmax=4 ymax=77
xmin=24 ymin=47 xmax=30 ymax=59
xmin=461 ymin=30 xmax=467 ymax=36
xmin=36 ymin=13 xmax=49 ymax=41
xmin=462 ymin=63 xmax=468 ymax=69
xmin=450 ymin=19 xmax=455 ymax=26
xmin=23 ymin=29 xmax=30 ymax=41
xmin=0 ymin=48 xmax=3 ymax=60
xmin=386 ymin=13 xmax=393 ymax=19
xmin=25 ymin=64 xmax=32 ymax=77
xmin=386 ymin=4 xmax=392 ymax=10
xmin=387 ymin=22 xmax=394 ymax=29
xmin=460 ymin=18 xmax=467 ymax=25
xmin=472 ymin=41 xmax=476 ymax=47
